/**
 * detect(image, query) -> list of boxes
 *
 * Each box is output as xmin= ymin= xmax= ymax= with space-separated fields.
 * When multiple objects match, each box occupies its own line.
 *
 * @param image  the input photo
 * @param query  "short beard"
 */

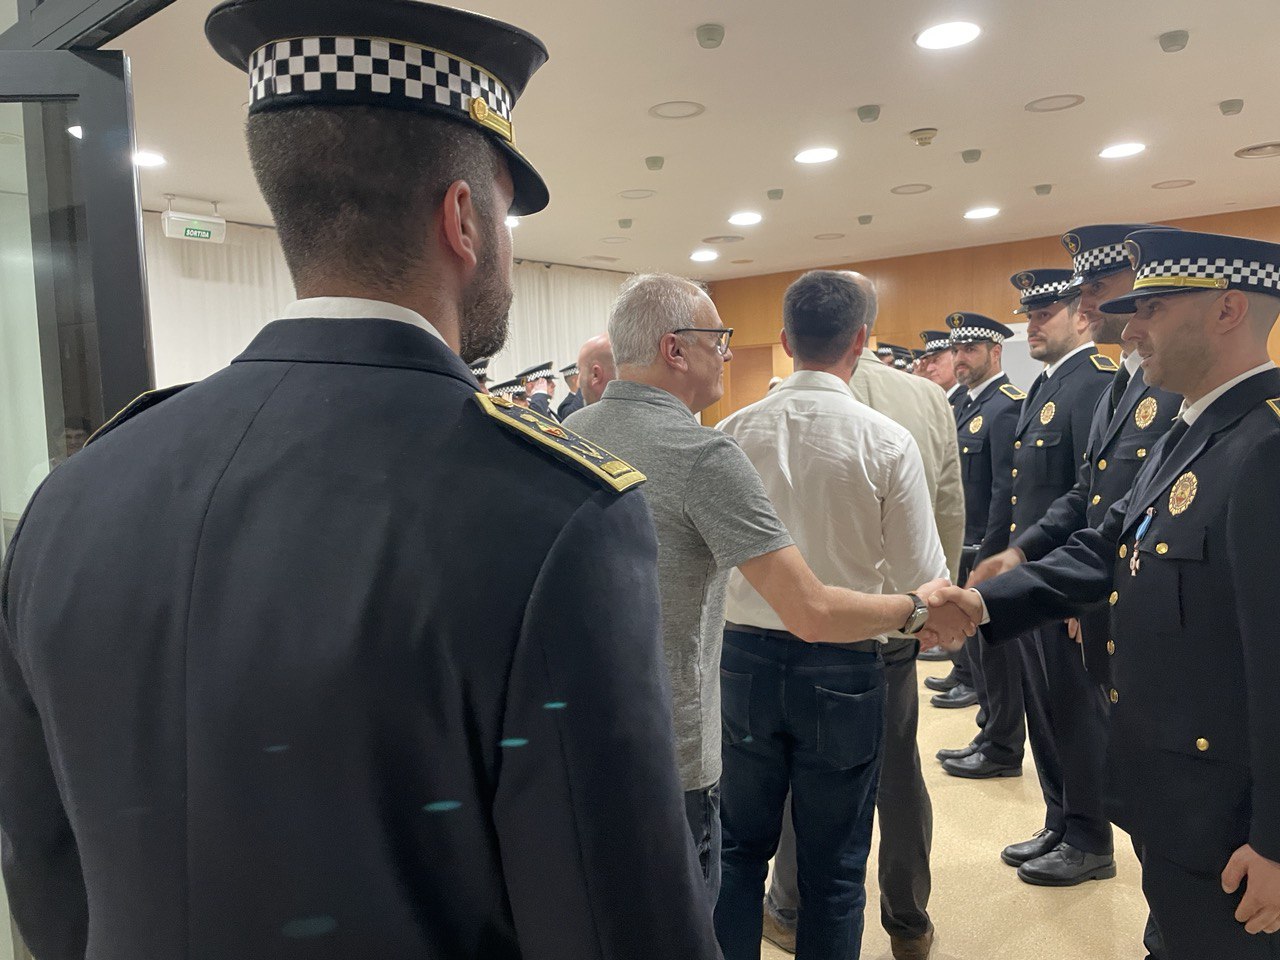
xmin=1090 ymin=314 xmax=1128 ymax=345
xmin=458 ymin=227 xmax=513 ymax=364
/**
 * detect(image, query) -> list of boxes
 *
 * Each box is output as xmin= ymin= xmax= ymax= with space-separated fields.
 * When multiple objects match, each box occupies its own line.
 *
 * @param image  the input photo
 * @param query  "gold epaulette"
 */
xmin=999 ymin=383 xmax=1027 ymax=401
xmin=1090 ymin=354 xmax=1119 ymax=372
xmin=475 ymin=393 xmax=645 ymax=493
xmin=85 ymin=384 xmax=193 ymax=447
xmin=1267 ymin=398 xmax=1280 ymax=422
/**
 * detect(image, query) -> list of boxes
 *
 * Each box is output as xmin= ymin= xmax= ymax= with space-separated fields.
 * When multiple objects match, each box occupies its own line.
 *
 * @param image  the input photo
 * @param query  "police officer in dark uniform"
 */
xmin=517 ymin=360 xmax=558 ymax=419
xmin=929 ymin=315 xmax=1025 ymax=740
xmin=557 ymin=362 xmax=585 ymax=421
xmin=974 ymin=269 xmax=1118 ymax=885
xmin=0 ymin=3 xmax=720 ymax=959
xmin=918 ymin=330 xmax=967 ymax=415
xmin=960 ymin=228 xmax=1280 ymax=959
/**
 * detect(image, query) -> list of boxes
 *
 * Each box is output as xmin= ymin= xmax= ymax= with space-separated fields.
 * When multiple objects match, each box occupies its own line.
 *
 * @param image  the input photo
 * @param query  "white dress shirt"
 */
xmin=967 ymin=371 xmax=1006 ymax=403
xmin=283 ymin=297 xmax=449 ymax=346
xmin=1179 ymin=361 xmax=1276 ymax=426
xmin=718 ymin=370 xmax=948 ymax=640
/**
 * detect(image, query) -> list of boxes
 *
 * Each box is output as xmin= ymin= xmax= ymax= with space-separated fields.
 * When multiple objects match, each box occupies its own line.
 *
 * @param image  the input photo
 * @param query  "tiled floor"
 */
xmin=760 ymin=659 xmax=1150 ymax=960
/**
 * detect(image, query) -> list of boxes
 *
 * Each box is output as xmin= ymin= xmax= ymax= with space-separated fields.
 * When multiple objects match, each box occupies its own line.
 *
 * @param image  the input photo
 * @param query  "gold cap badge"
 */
xmin=1063 ymin=233 xmax=1081 ymax=255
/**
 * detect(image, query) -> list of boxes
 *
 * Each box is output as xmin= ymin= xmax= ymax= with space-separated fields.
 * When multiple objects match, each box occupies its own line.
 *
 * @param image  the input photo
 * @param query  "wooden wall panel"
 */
xmin=709 ymin=204 xmax=1280 ymax=371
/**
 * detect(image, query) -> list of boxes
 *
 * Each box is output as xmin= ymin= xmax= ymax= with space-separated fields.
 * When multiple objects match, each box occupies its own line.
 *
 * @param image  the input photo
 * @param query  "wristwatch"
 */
xmin=900 ymin=593 xmax=929 ymax=635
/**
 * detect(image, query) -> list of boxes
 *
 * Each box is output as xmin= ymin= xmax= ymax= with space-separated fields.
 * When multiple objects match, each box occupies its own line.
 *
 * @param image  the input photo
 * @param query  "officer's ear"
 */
xmin=439 ymin=179 xmax=481 ymax=275
xmin=1213 ymin=290 xmax=1252 ymax=336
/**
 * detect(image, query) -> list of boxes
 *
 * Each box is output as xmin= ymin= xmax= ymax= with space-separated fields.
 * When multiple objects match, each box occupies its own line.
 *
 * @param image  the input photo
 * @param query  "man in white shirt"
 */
xmin=715 ymin=270 xmax=947 ymax=960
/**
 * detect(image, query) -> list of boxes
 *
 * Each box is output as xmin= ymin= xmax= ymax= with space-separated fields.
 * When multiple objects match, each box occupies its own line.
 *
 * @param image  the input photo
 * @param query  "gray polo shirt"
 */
xmin=566 ymin=380 xmax=793 ymax=791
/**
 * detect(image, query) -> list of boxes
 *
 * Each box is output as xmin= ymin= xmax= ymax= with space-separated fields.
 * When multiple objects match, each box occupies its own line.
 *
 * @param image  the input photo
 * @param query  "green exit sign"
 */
xmin=183 ymin=227 xmax=213 ymax=240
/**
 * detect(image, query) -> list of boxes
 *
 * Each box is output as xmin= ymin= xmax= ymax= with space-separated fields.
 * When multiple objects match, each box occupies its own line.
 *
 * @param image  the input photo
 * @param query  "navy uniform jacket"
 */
xmin=1015 ymin=362 xmax=1181 ymax=682
xmin=956 ymin=374 xmax=1023 ymax=559
xmin=980 ymin=368 xmax=1280 ymax=875
xmin=0 ymin=318 xmax=720 ymax=960
xmin=1008 ymin=349 xmax=1113 ymax=540
xmin=528 ymin=390 xmax=558 ymax=421
xmin=558 ymin=390 xmax=585 ymax=421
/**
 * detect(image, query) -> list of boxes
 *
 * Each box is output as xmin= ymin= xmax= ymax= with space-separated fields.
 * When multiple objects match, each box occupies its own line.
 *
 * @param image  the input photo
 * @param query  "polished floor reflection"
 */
xmin=761 ymin=659 xmax=1149 ymax=960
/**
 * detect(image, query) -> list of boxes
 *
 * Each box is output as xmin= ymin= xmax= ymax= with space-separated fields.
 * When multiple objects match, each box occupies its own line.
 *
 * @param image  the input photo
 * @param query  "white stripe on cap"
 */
xmin=950 ymin=327 xmax=1007 ymax=344
xmin=1136 ymin=256 xmax=1280 ymax=291
xmin=1072 ymin=242 xmax=1129 ymax=277
xmin=1021 ymin=280 xmax=1067 ymax=299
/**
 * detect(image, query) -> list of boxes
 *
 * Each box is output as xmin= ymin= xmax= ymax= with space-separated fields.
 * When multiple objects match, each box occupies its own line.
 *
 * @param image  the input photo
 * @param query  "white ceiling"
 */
xmin=115 ymin=0 xmax=1280 ymax=281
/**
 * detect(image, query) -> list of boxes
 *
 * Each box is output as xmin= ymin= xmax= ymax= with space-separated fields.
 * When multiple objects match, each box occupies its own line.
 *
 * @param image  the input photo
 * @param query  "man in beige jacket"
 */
xmin=765 ymin=274 xmax=964 ymax=960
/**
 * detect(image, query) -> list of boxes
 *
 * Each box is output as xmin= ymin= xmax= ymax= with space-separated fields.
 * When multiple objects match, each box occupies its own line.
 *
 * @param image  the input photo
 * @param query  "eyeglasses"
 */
xmin=673 ymin=327 xmax=734 ymax=357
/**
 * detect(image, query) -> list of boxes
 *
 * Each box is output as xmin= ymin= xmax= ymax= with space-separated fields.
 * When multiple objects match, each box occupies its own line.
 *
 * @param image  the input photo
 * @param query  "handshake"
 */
xmin=911 ymin=579 xmax=986 ymax=650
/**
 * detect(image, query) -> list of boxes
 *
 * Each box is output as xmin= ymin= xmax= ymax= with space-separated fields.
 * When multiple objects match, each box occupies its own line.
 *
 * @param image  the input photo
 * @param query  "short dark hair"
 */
xmin=783 ymin=270 xmax=875 ymax=363
xmin=247 ymin=106 xmax=501 ymax=289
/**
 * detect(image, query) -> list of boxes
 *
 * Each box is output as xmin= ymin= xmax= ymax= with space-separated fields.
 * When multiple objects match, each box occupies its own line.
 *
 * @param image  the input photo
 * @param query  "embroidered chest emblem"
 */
xmin=968 ymin=415 xmax=983 ymax=434
xmin=1134 ymin=396 xmax=1158 ymax=430
xmin=1168 ymin=472 xmax=1198 ymax=516
xmin=1039 ymin=401 xmax=1056 ymax=425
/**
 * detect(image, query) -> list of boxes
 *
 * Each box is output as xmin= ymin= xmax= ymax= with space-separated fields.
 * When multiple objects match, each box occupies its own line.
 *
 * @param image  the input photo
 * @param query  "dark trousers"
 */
xmin=1140 ymin=846 xmax=1279 ymax=960
xmin=1132 ymin=839 xmax=1168 ymax=959
xmin=970 ymin=628 xmax=1026 ymax=765
xmin=1018 ymin=623 xmax=1112 ymax=854
xmin=766 ymin=644 xmax=932 ymax=941
xmin=715 ymin=629 xmax=884 ymax=960
xmin=685 ymin=782 xmax=722 ymax=906
xmin=948 ymin=547 xmax=979 ymax=688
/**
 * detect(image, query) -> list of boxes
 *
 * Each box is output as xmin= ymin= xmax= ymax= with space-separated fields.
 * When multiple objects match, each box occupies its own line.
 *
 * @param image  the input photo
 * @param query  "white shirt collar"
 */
xmin=282 ymin=297 xmax=449 ymax=347
xmin=1044 ymin=341 xmax=1095 ymax=379
xmin=946 ymin=382 xmax=964 ymax=399
xmin=1122 ymin=350 xmax=1143 ymax=376
xmin=1179 ymin=361 xmax=1277 ymax=426
xmin=780 ymin=369 xmax=855 ymax=397
xmin=967 ymin=371 xmax=1005 ymax=402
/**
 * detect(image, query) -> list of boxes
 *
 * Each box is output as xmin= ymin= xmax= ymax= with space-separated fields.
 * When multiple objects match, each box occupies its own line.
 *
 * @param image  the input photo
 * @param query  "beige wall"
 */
xmin=705 ymin=205 xmax=1280 ymax=422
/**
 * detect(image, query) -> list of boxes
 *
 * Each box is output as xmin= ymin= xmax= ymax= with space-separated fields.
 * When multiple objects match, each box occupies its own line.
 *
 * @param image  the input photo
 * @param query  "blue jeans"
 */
xmin=714 ymin=629 xmax=885 ymax=960
xmin=685 ymin=781 xmax=722 ymax=905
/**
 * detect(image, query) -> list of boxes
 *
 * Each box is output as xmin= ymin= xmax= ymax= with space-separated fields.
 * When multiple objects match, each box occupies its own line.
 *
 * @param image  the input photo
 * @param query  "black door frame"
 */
xmin=1 ymin=0 xmax=174 ymax=51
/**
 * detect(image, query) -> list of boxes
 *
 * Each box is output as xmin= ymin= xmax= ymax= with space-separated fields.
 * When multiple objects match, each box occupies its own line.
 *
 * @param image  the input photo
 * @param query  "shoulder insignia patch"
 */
xmin=86 ymin=384 xmax=193 ymax=447
xmin=999 ymin=383 xmax=1027 ymax=401
xmin=1090 ymin=354 xmax=1119 ymax=372
xmin=475 ymin=392 xmax=646 ymax=493
xmin=1268 ymin=398 xmax=1280 ymax=422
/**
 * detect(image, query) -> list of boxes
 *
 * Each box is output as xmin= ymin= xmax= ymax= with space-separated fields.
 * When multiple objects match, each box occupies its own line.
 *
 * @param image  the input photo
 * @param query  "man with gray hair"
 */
xmin=565 ymin=274 xmax=969 ymax=905
xmin=716 ymin=271 xmax=948 ymax=960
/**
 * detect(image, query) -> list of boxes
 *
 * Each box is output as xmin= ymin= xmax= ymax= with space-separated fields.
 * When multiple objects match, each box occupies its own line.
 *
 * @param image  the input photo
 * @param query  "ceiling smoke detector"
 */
xmin=961 ymin=149 xmax=981 ymax=164
xmin=858 ymin=215 xmax=873 ymax=225
xmin=909 ymin=128 xmax=939 ymax=147
xmin=696 ymin=23 xmax=724 ymax=49
xmin=1158 ymin=30 xmax=1189 ymax=53
xmin=767 ymin=188 xmax=784 ymax=200
xmin=856 ymin=104 xmax=881 ymax=123
xmin=645 ymin=155 xmax=665 ymax=170
xmin=1034 ymin=183 xmax=1053 ymax=196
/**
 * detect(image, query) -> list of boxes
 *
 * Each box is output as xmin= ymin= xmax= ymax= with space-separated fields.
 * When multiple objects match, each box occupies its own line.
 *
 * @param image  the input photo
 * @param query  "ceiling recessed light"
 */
xmin=814 ymin=232 xmax=846 ymax=240
xmin=505 ymin=216 xmax=520 ymax=228
xmin=1234 ymin=141 xmax=1280 ymax=159
xmin=914 ymin=21 xmax=981 ymax=50
xmin=795 ymin=147 xmax=838 ymax=164
xmin=1025 ymin=95 xmax=1085 ymax=113
xmin=690 ymin=249 xmax=719 ymax=262
xmin=1152 ymin=179 xmax=1195 ymax=189
xmin=132 ymin=150 xmax=166 ymax=167
xmin=618 ymin=189 xmax=656 ymax=199
xmin=730 ymin=259 xmax=754 ymax=264
xmin=891 ymin=183 xmax=932 ymax=195
xmin=964 ymin=206 xmax=1000 ymax=220
xmin=648 ymin=100 xmax=705 ymax=120
xmin=702 ymin=235 xmax=744 ymax=244
xmin=600 ymin=236 xmax=630 ymax=244
xmin=1099 ymin=142 xmax=1146 ymax=159
xmin=67 ymin=125 xmax=83 ymax=139
xmin=728 ymin=211 xmax=762 ymax=226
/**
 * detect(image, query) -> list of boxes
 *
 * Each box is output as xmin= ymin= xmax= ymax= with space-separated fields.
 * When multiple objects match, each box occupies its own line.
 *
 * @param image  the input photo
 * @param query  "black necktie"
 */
xmin=1159 ymin=417 xmax=1190 ymax=463
xmin=1108 ymin=365 xmax=1133 ymax=418
xmin=1025 ymin=372 xmax=1047 ymax=406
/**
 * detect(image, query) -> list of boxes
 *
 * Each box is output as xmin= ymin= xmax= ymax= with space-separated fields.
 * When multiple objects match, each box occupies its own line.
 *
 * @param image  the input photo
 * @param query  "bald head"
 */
xmin=578 ymin=332 xmax=617 ymax=405
xmin=840 ymin=271 xmax=879 ymax=329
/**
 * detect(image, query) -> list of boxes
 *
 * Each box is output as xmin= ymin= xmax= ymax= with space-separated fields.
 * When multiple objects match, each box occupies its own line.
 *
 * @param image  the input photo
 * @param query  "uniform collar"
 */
xmin=946 ymin=382 xmax=964 ymax=399
xmin=778 ymin=369 xmax=854 ymax=397
xmin=1122 ymin=350 xmax=1143 ymax=376
xmin=967 ymin=371 xmax=1005 ymax=402
xmin=283 ymin=297 xmax=449 ymax=346
xmin=1044 ymin=341 xmax=1095 ymax=379
xmin=1179 ymin=361 xmax=1277 ymax=426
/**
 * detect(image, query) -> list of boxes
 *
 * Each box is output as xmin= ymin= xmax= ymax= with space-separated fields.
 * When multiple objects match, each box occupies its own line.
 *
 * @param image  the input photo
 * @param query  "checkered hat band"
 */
xmin=1136 ymin=256 xmax=1280 ymax=292
xmin=949 ymin=328 xmax=1006 ymax=344
xmin=923 ymin=337 xmax=951 ymax=352
xmin=1072 ymin=242 xmax=1129 ymax=276
xmin=1021 ymin=281 xmax=1066 ymax=299
xmin=248 ymin=37 xmax=513 ymax=122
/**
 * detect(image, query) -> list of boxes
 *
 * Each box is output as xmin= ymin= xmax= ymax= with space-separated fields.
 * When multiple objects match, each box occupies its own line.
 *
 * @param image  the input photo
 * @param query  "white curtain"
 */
xmin=142 ymin=212 xmax=627 ymax=388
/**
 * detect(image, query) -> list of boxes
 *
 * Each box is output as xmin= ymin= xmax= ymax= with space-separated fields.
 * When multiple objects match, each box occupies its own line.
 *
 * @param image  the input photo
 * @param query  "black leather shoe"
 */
xmin=1000 ymin=828 xmax=1064 ymax=867
xmin=1017 ymin=842 xmax=1117 ymax=886
xmin=918 ymin=644 xmax=950 ymax=661
xmin=936 ymin=739 xmax=981 ymax=762
xmin=930 ymin=683 xmax=978 ymax=708
xmin=923 ymin=672 xmax=959 ymax=692
xmin=941 ymin=750 xmax=1022 ymax=779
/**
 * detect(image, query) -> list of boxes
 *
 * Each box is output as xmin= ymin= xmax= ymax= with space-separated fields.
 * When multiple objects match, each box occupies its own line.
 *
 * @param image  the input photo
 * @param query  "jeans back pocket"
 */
xmin=814 ymin=682 xmax=885 ymax=770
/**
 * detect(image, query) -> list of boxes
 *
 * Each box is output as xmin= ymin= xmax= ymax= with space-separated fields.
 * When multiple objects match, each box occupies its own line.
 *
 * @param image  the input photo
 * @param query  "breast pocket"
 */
xmin=960 ymin=436 xmax=987 ymax=481
xmin=1135 ymin=524 xmax=1207 ymax=631
xmin=1028 ymin=431 xmax=1069 ymax=482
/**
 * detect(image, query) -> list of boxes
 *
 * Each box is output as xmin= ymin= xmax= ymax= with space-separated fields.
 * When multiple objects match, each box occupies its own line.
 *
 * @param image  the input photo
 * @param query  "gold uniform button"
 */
xmin=963 ymin=446 xmax=970 ymax=453
xmin=1196 ymin=738 xmax=1210 ymax=752
xmin=1036 ymin=438 xmax=1045 ymax=447
xmin=1015 ymin=441 xmax=1022 ymax=449
xmin=1091 ymin=495 xmax=1102 ymax=505
xmin=1156 ymin=543 xmax=1169 ymax=555
xmin=1137 ymin=448 xmax=1148 ymax=459
xmin=1012 ymin=468 xmax=1019 ymax=477
xmin=1010 ymin=523 xmax=1017 ymax=532
xmin=1119 ymin=544 xmax=1128 ymax=558
xmin=1098 ymin=459 xmax=1108 ymax=471
xmin=1011 ymin=495 xmax=1018 ymax=505
xmin=1107 ymin=640 xmax=1116 ymax=655
xmin=1109 ymin=591 xmax=1119 ymax=605
xmin=1109 ymin=689 xmax=1119 ymax=704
